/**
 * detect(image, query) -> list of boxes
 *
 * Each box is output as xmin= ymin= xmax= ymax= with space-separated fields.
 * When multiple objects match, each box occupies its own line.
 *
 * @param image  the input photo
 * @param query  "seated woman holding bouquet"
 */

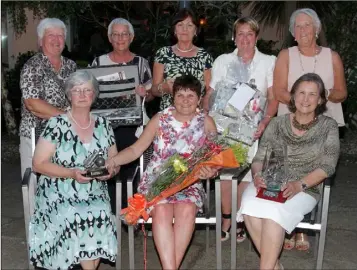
xmin=206 ymin=16 xmax=278 ymax=242
xmin=238 ymin=73 xmax=340 ymax=270
xmin=107 ymin=74 xmax=219 ymax=269
xmin=29 ymin=70 xmax=118 ymax=269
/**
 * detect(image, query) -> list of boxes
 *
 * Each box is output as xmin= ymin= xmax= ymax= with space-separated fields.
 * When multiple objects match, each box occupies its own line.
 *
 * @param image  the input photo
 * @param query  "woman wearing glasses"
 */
xmin=29 ymin=70 xmax=118 ymax=269
xmin=91 ymin=18 xmax=153 ymax=212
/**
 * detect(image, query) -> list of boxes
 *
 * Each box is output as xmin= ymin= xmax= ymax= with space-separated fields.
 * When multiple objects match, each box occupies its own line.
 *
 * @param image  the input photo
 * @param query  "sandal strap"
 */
xmin=222 ymin=213 xmax=231 ymax=219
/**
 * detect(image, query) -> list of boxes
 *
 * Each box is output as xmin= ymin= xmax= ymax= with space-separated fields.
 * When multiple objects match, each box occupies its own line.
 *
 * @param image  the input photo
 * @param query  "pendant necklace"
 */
xmin=175 ymin=44 xmax=194 ymax=53
xmin=298 ymin=46 xmax=319 ymax=73
xmin=68 ymin=110 xmax=92 ymax=130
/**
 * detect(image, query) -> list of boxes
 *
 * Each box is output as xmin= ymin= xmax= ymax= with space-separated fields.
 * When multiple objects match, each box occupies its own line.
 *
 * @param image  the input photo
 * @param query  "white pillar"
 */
xmin=65 ymin=18 xmax=73 ymax=52
xmin=6 ymin=10 xmax=15 ymax=69
xmin=179 ymin=0 xmax=190 ymax=9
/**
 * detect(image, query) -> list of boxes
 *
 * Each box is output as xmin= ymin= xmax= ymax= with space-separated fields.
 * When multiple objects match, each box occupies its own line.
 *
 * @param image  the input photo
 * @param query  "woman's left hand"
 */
xmin=198 ymin=166 xmax=221 ymax=179
xmin=281 ymin=181 xmax=302 ymax=200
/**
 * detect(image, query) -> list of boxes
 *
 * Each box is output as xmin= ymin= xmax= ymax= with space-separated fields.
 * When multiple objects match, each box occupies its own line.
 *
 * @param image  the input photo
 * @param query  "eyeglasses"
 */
xmin=111 ymin=32 xmax=131 ymax=40
xmin=71 ymin=88 xmax=94 ymax=96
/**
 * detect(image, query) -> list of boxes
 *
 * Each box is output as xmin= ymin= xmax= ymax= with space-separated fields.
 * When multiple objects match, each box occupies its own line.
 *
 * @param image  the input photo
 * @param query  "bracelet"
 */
xmin=264 ymin=115 xmax=272 ymax=119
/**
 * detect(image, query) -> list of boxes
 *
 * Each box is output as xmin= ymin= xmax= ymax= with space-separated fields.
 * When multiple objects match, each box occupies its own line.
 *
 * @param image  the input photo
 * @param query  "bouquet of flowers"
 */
xmin=209 ymin=55 xmax=267 ymax=145
xmin=120 ymin=137 xmax=248 ymax=225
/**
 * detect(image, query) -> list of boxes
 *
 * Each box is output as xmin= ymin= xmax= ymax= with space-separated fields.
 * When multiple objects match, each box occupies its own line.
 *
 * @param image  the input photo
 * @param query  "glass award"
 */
xmin=256 ymin=145 xmax=288 ymax=203
xmin=83 ymin=149 xmax=109 ymax=178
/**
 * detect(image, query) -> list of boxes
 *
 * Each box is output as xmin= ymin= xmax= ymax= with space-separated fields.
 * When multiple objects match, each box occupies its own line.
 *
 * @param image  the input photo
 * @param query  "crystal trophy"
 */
xmin=256 ymin=145 xmax=288 ymax=203
xmin=83 ymin=149 xmax=109 ymax=178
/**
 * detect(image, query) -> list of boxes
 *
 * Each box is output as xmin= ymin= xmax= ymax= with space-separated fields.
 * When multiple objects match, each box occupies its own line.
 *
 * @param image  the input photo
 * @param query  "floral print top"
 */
xmin=155 ymin=46 xmax=213 ymax=110
xmin=19 ymin=53 xmax=76 ymax=138
xmin=138 ymin=106 xmax=207 ymax=210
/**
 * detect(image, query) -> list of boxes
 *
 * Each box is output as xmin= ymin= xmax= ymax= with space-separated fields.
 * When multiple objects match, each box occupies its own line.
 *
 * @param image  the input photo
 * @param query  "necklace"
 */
xmin=68 ymin=110 xmax=92 ymax=130
xmin=298 ymin=46 xmax=319 ymax=73
xmin=175 ymin=44 xmax=194 ymax=53
xmin=292 ymin=115 xmax=318 ymax=131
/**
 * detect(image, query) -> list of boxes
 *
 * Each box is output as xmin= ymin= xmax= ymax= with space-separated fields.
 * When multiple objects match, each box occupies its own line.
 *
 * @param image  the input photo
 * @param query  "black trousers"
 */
xmin=107 ymin=126 xmax=140 ymax=214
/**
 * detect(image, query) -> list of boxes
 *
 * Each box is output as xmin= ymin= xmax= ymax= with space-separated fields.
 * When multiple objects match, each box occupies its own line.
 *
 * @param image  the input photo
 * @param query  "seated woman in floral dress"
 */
xmin=108 ymin=74 xmax=219 ymax=269
xmin=238 ymin=73 xmax=340 ymax=270
xmin=30 ymin=70 xmax=118 ymax=270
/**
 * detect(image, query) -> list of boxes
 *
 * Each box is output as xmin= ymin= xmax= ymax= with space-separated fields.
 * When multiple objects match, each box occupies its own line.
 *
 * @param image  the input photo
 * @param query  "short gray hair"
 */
xmin=289 ymin=8 xmax=321 ymax=37
xmin=37 ymin=18 xmax=67 ymax=40
xmin=108 ymin=18 xmax=134 ymax=37
xmin=64 ymin=70 xmax=100 ymax=103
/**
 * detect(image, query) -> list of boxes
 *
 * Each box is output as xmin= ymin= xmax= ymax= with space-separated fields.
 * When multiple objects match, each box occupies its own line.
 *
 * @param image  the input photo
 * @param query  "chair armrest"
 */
xmin=231 ymin=165 xmax=250 ymax=182
xmin=324 ymin=174 xmax=335 ymax=187
xmin=22 ymin=168 xmax=32 ymax=187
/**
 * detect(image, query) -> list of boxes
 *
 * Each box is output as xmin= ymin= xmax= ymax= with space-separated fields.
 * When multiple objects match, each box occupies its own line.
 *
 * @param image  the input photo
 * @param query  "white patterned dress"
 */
xmin=138 ymin=107 xmax=206 ymax=209
xmin=29 ymin=115 xmax=117 ymax=269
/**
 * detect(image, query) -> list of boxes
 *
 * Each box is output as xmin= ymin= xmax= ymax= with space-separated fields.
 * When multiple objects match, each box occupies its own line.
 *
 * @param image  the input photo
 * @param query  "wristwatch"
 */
xmin=300 ymin=180 xmax=308 ymax=191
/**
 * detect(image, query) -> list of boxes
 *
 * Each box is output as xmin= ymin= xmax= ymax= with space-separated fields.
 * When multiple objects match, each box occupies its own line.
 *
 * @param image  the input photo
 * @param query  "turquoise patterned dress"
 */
xmin=29 ymin=115 xmax=117 ymax=269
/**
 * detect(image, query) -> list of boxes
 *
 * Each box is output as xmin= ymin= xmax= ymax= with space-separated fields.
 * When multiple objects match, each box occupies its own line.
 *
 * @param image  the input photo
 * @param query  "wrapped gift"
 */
xmin=209 ymin=56 xmax=266 ymax=146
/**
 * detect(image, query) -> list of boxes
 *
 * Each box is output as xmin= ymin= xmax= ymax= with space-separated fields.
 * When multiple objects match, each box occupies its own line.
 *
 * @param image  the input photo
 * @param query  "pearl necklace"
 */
xmin=175 ymin=44 xmax=194 ymax=53
xmin=298 ymin=46 xmax=320 ymax=73
xmin=68 ymin=110 xmax=92 ymax=130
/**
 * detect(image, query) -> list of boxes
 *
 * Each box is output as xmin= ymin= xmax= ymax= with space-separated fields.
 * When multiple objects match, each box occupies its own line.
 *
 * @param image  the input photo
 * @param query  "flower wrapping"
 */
xmin=120 ymin=138 xmax=248 ymax=225
xmin=209 ymin=56 xmax=267 ymax=145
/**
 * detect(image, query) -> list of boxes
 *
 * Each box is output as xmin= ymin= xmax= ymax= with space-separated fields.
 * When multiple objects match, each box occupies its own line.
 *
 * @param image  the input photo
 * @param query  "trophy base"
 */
xmin=256 ymin=188 xmax=287 ymax=203
xmin=84 ymin=167 xmax=109 ymax=178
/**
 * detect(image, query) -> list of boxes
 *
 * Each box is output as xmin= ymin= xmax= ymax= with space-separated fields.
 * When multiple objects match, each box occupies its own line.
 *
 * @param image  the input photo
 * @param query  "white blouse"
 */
xmin=210 ymin=47 xmax=276 ymax=97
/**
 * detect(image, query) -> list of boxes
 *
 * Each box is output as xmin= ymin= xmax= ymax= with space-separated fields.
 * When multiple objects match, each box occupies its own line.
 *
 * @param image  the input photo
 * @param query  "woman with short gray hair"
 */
xmin=273 ymin=8 xmax=347 ymax=250
xmin=29 ymin=70 xmax=118 ymax=269
xmin=64 ymin=70 xmax=100 ymax=102
xmin=91 ymin=17 xmax=153 ymax=214
xmin=19 ymin=17 xmax=76 ymax=178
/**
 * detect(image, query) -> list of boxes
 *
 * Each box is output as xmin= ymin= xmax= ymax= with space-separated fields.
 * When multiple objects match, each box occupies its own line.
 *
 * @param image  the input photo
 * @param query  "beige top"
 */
xmin=253 ymin=114 xmax=340 ymax=201
xmin=277 ymin=46 xmax=345 ymax=126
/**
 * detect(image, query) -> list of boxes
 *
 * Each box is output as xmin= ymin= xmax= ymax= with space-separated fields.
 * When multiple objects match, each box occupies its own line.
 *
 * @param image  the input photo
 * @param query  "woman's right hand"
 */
xmin=164 ymin=79 xmax=175 ymax=95
xmin=72 ymin=169 xmax=92 ymax=183
xmin=253 ymin=172 xmax=267 ymax=190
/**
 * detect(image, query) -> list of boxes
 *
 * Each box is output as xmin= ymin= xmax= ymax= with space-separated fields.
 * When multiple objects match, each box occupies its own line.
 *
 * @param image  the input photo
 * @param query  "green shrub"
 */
xmin=4 ymin=51 xmax=36 ymax=125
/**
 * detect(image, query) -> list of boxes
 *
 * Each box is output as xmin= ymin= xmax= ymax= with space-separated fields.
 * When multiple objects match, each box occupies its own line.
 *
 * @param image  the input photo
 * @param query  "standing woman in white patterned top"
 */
xmin=273 ymin=8 xmax=347 ymax=251
xmin=19 ymin=18 xmax=76 ymax=178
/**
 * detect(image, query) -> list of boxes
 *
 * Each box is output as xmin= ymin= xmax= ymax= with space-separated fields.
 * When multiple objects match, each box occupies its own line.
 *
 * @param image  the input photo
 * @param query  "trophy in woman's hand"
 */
xmin=256 ymin=145 xmax=288 ymax=203
xmin=83 ymin=149 xmax=109 ymax=178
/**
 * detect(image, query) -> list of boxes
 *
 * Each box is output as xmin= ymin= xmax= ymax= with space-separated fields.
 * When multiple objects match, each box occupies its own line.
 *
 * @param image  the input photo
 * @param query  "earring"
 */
xmin=315 ymin=32 xmax=319 ymax=38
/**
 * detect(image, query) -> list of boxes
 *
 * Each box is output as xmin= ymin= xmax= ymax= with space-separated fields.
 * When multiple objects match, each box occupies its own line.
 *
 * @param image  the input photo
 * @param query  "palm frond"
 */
xmin=243 ymin=1 xmax=336 ymax=34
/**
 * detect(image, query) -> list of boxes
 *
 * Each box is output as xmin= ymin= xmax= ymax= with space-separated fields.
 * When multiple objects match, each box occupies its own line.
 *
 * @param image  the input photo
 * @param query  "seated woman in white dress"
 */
xmin=238 ymin=73 xmax=340 ymax=270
